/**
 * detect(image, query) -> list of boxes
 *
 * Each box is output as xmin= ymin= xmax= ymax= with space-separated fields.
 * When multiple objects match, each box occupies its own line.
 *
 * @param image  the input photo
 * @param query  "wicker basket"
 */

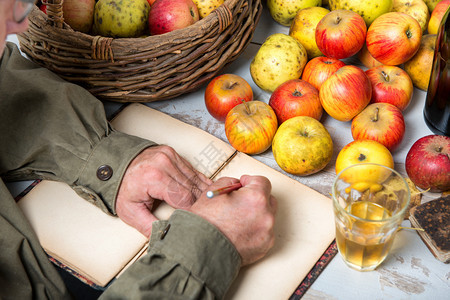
xmin=17 ymin=0 xmax=262 ymax=102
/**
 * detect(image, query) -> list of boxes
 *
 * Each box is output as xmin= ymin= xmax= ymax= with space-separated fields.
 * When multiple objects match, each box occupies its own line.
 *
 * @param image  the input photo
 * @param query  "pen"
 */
xmin=206 ymin=182 xmax=243 ymax=198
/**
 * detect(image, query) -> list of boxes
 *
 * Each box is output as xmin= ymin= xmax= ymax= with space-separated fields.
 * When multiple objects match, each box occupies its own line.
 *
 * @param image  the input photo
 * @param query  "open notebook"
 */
xmin=17 ymin=103 xmax=335 ymax=299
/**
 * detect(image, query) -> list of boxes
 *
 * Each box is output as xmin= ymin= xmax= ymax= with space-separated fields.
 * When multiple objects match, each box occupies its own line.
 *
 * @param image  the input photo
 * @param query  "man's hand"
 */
xmin=116 ymin=145 xmax=212 ymax=237
xmin=189 ymin=175 xmax=277 ymax=266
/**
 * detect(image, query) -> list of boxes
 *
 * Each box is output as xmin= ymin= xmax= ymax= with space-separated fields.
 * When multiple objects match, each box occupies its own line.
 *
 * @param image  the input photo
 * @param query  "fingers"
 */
xmin=152 ymin=146 xmax=212 ymax=204
xmin=238 ymin=175 xmax=276 ymax=213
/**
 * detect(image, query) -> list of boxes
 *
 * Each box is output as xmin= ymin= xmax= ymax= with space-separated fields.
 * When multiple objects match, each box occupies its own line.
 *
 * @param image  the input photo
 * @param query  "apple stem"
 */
xmin=381 ymin=71 xmax=390 ymax=82
xmin=228 ymin=81 xmax=238 ymax=90
xmin=372 ymin=107 xmax=380 ymax=122
xmin=243 ymin=99 xmax=251 ymax=115
xmin=358 ymin=154 xmax=366 ymax=161
xmin=335 ymin=16 xmax=342 ymax=25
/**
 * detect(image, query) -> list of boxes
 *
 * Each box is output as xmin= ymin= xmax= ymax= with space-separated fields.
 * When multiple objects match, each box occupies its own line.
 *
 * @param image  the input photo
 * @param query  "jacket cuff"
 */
xmin=73 ymin=130 xmax=155 ymax=215
xmin=150 ymin=210 xmax=241 ymax=298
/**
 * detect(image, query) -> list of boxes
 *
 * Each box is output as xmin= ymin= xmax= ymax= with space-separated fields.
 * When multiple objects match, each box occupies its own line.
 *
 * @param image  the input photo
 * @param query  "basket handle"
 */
xmin=215 ymin=3 xmax=233 ymax=32
xmin=42 ymin=0 xmax=65 ymax=28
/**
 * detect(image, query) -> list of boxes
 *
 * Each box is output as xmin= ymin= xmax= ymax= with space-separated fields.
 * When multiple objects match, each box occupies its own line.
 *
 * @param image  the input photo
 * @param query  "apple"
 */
xmin=147 ymin=0 xmax=156 ymax=5
xmin=329 ymin=0 xmax=394 ymax=26
xmin=405 ymin=135 xmax=450 ymax=192
xmin=94 ymin=0 xmax=150 ymax=38
xmin=357 ymin=43 xmax=384 ymax=69
xmin=335 ymin=139 xmax=395 ymax=184
xmin=272 ymin=116 xmax=333 ymax=176
xmin=269 ymin=79 xmax=322 ymax=124
xmin=63 ymin=0 xmax=95 ymax=33
xmin=225 ymin=101 xmax=278 ymax=155
xmin=250 ymin=33 xmax=308 ymax=93
xmin=40 ymin=4 xmax=47 ymax=14
xmin=267 ymin=0 xmax=322 ymax=26
xmin=315 ymin=9 xmax=367 ymax=59
xmin=319 ymin=65 xmax=372 ymax=122
xmin=149 ymin=0 xmax=199 ymax=35
xmin=392 ymin=0 xmax=430 ymax=33
xmin=351 ymin=103 xmax=406 ymax=151
xmin=289 ymin=6 xmax=330 ymax=59
xmin=365 ymin=65 xmax=414 ymax=111
xmin=423 ymin=0 xmax=441 ymax=12
xmin=204 ymin=74 xmax=253 ymax=122
xmin=428 ymin=0 xmax=450 ymax=34
xmin=301 ymin=56 xmax=346 ymax=91
xmin=404 ymin=34 xmax=436 ymax=91
xmin=193 ymin=0 xmax=224 ymax=19
xmin=366 ymin=12 xmax=422 ymax=66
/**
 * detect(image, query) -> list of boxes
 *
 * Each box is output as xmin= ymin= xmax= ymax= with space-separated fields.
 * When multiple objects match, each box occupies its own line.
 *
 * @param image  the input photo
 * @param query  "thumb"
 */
xmin=117 ymin=203 xmax=158 ymax=238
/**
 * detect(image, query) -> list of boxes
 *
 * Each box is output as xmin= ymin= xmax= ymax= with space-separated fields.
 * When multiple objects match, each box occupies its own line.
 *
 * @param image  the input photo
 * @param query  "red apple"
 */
xmin=315 ymin=9 xmax=367 ymax=59
xmin=365 ymin=65 xmax=414 ymax=111
xmin=204 ymin=74 xmax=253 ymax=122
xmin=301 ymin=56 xmax=346 ymax=91
xmin=351 ymin=103 xmax=406 ymax=151
xmin=428 ymin=0 xmax=450 ymax=34
xmin=149 ymin=0 xmax=199 ymax=35
xmin=319 ymin=65 xmax=372 ymax=122
xmin=366 ymin=12 xmax=422 ymax=66
xmin=405 ymin=135 xmax=450 ymax=192
xmin=225 ymin=101 xmax=278 ymax=155
xmin=147 ymin=0 xmax=156 ymax=5
xmin=269 ymin=79 xmax=322 ymax=124
xmin=63 ymin=0 xmax=95 ymax=33
xmin=40 ymin=4 xmax=47 ymax=14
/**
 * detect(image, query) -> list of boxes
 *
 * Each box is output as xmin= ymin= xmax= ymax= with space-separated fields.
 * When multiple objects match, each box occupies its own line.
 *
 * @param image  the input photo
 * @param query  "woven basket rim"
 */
xmin=39 ymin=0 xmax=240 ymax=47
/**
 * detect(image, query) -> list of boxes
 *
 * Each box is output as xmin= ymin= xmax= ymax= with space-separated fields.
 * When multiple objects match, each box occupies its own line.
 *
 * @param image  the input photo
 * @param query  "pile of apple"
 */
xmin=38 ymin=0 xmax=223 ymax=37
xmin=205 ymin=0 xmax=450 ymax=193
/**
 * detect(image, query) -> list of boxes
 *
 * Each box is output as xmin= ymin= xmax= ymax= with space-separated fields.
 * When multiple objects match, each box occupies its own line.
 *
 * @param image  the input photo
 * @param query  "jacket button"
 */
xmin=97 ymin=165 xmax=113 ymax=181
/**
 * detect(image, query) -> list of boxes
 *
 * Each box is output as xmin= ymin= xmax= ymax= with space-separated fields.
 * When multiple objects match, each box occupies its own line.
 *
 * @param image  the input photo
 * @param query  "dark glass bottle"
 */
xmin=424 ymin=6 xmax=450 ymax=136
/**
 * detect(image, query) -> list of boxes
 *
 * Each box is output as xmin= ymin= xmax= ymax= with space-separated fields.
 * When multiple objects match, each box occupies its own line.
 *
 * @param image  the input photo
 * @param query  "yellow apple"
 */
xmin=404 ymin=34 xmax=436 ymax=91
xmin=335 ymin=140 xmax=394 ymax=184
xmin=193 ymin=0 xmax=224 ymax=19
xmin=272 ymin=116 xmax=333 ymax=176
xmin=329 ymin=0 xmax=394 ymax=25
xmin=424 ymin=0 xmax=442 ymax=12
xmin=250 ymin=33 xmax=308 ymax=93
xmin=357 ymin=43 xmax=384 ymax=68
xmin=289 ymin=6 xmax=330 ymax=59
xmin=392 ymin=0 xmax=430 ymax=32
xmin=267 ymin=0 xmax=323 ymax=26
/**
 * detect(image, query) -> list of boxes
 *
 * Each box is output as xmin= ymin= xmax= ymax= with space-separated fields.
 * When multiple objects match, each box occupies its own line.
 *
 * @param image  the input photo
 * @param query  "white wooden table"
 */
xmin=7 ymin=4 xmax=449 ymax=299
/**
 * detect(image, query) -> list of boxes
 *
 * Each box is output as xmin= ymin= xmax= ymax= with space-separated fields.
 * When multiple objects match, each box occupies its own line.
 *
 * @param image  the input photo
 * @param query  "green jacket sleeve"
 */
xmin=0 ymin=42 xmax=155 ymax=214
xmin=101 ymin=210 xmax=241 ymax=300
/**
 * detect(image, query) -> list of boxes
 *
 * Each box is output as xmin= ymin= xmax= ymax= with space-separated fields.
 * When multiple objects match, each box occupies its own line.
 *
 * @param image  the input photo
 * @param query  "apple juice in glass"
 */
xmin=332 ymin=163 xmax=410 ymax=271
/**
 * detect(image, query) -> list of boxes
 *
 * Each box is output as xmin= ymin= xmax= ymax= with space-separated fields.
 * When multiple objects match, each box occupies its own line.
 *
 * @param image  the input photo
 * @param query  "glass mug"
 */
xmin=332 ymin=163 xmax=411 ymax=271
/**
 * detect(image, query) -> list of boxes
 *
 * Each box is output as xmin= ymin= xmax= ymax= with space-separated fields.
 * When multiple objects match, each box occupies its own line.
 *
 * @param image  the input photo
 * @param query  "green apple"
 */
xmin=250 ymin=33 xmax=308 ymax=92
xmin=423 ymin=0 xmax=440 ymax=12
xmin=393 ymin=0 xmax=430 ymax=32
xmin=272 ymin=116 xmax=333 ymax=176
xmin=289 ymin=6 xmax=330 ymax=59
xmin=94 ymin=0 xmax=150 ymax=38
xmin=404 ymin=34 xmax=436 ymax=91
xmin=329 ymin=0 xmax=394 ymax=25
xmin=267 ymin=0 xmax=322 ymax=26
